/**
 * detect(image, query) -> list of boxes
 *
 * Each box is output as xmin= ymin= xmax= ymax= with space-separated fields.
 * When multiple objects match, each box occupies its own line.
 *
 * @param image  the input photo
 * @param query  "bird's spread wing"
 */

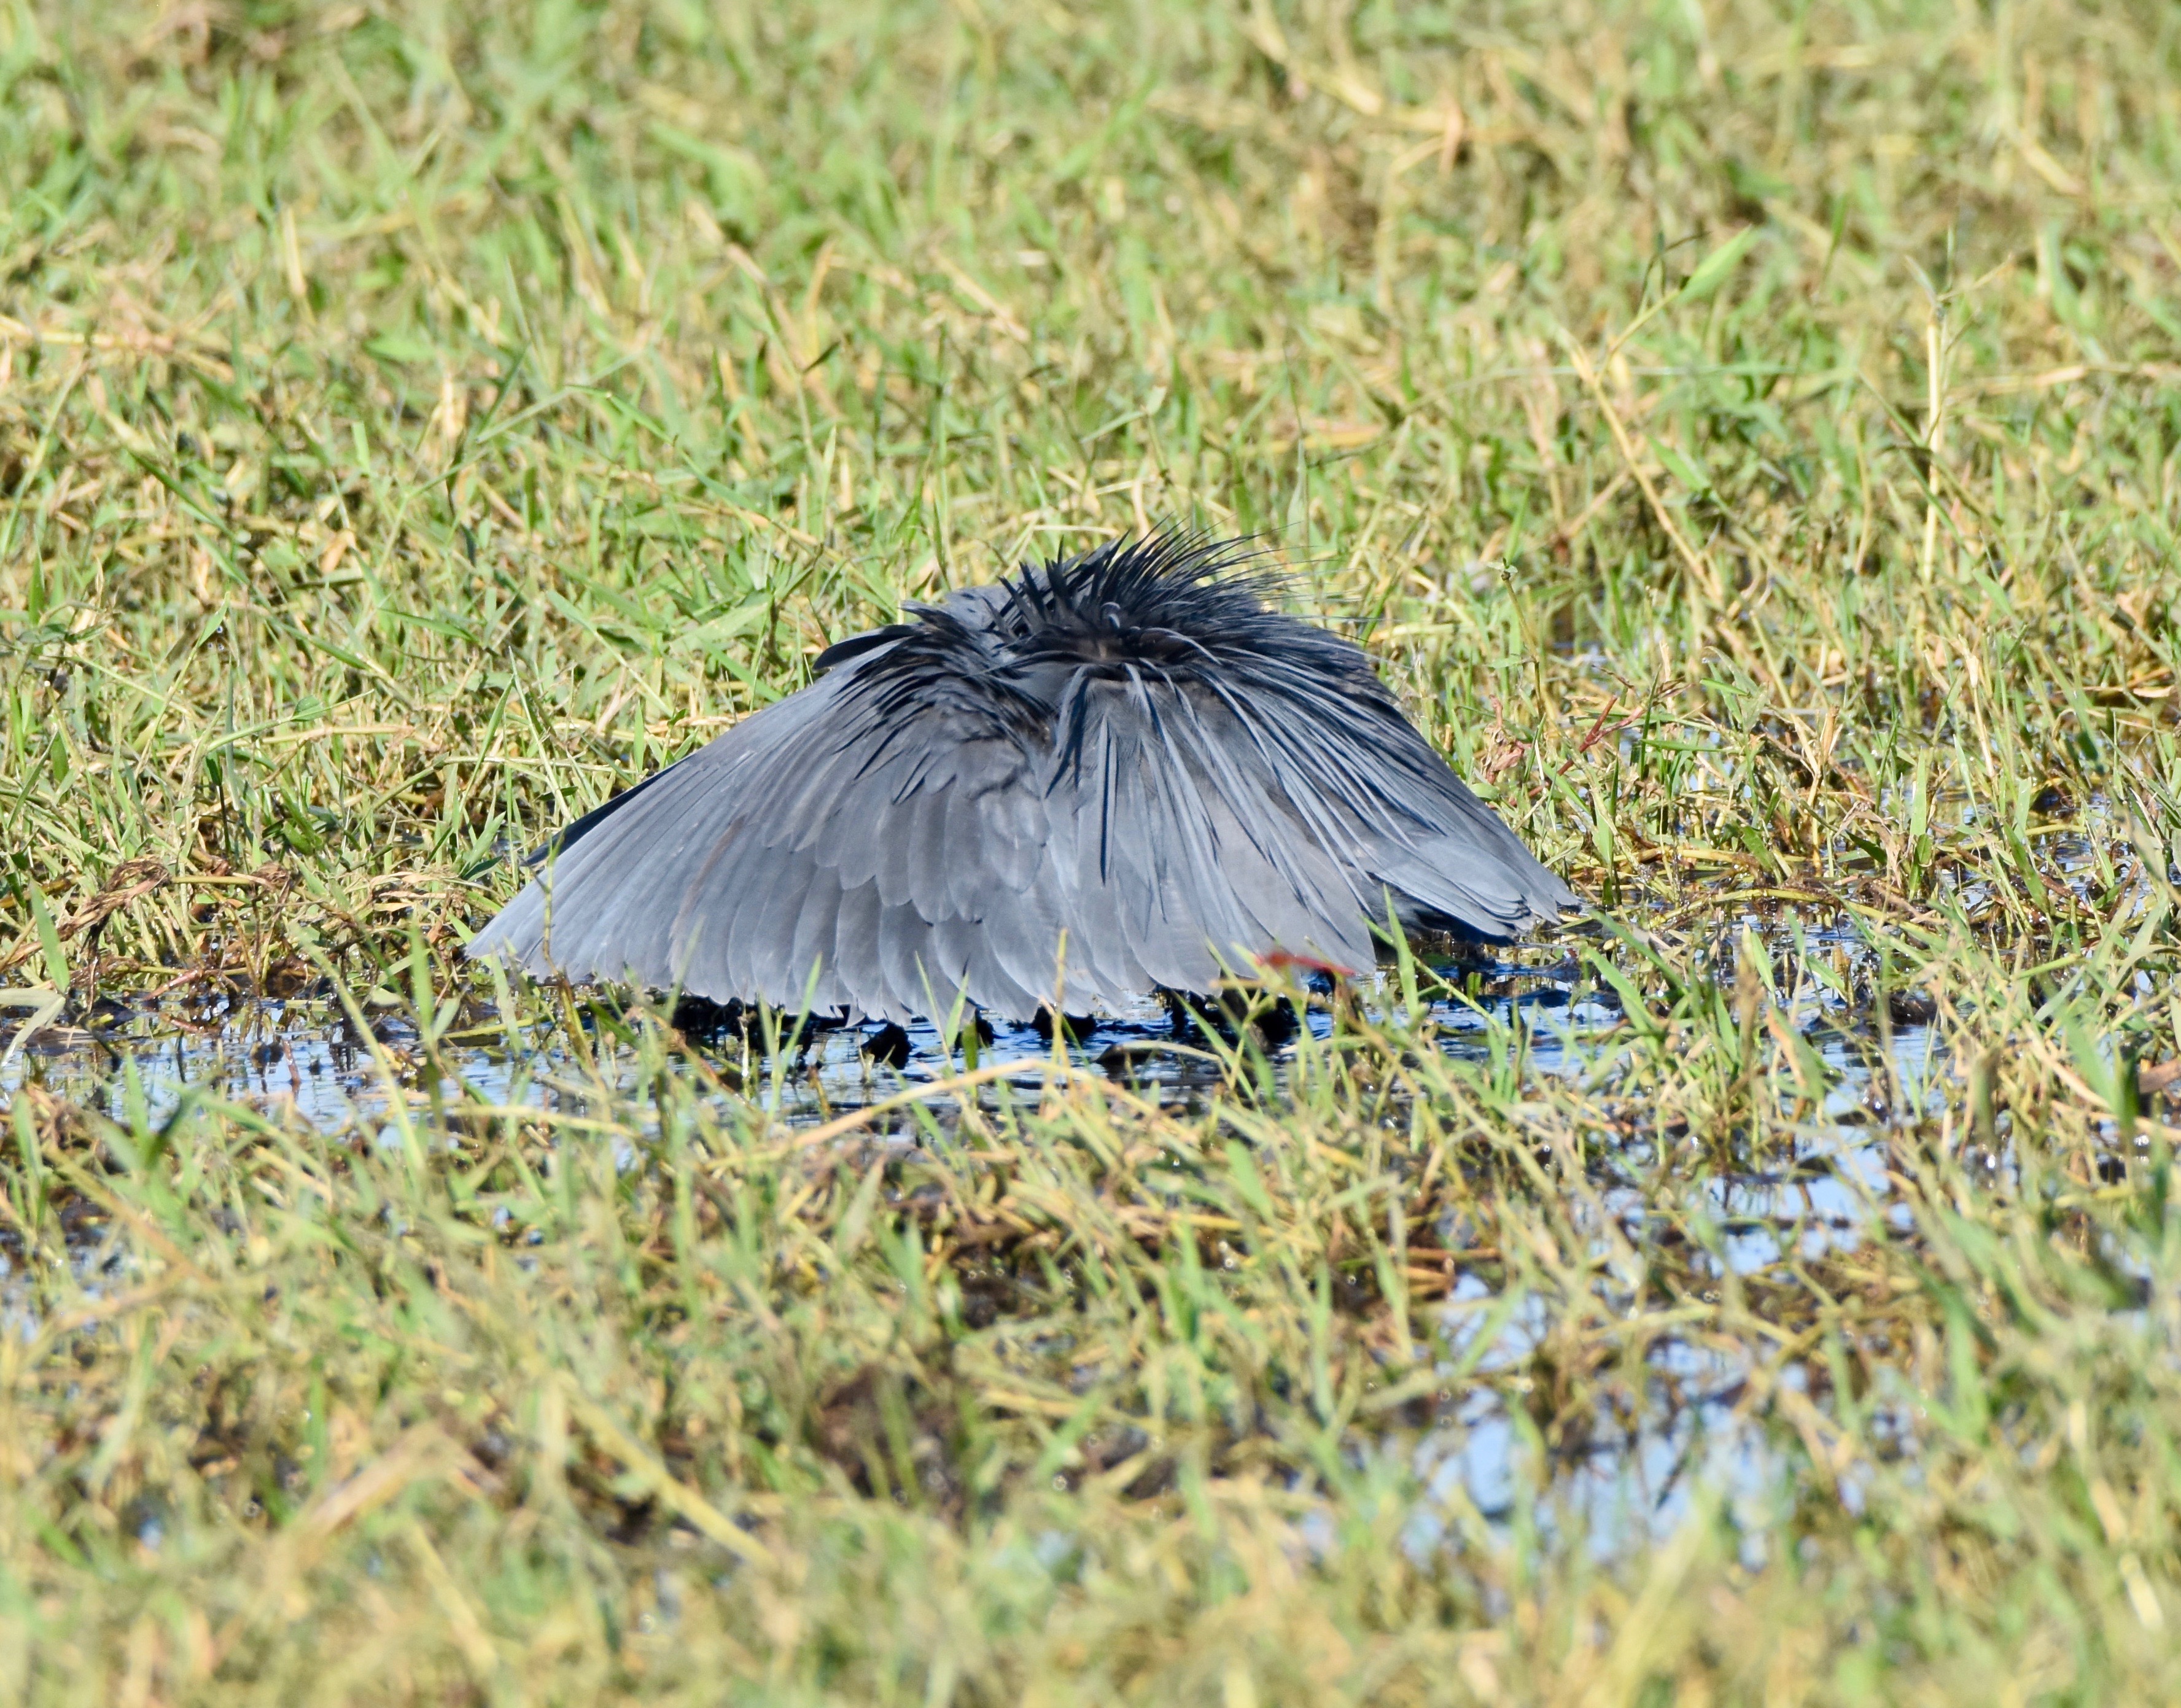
xmin=1035 ymin=659 xmax=1574 ymax=996
xmin=471 ymin=654 xmax=1386 ymax=1020
xmin=468 ymin=631 xmax=1098 ymax=1022
xmin=468 ymin=538 xmax=1579 ymax=1022
xmin=1040 ymin=668 xmax=1374 ymax=993
xmin=1181 ymin=661 xmax=1579 ymax=940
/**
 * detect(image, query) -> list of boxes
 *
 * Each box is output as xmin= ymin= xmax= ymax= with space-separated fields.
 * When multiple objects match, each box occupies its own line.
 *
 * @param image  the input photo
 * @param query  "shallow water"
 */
xmin=0 ymin=934 xmax=1941 ymax=1139
xmin=0 ymin=922 xmax=1958 ymax=1565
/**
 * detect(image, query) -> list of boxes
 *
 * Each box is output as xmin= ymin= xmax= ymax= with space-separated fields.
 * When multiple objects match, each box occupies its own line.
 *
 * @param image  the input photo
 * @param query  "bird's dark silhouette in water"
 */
xmin=468 ymin=535 xmax=1577 ymax=1023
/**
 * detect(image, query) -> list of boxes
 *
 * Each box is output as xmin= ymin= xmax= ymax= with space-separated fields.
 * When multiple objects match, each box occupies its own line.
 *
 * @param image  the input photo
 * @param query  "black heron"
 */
xmin=467 ymin=535 xmax=1578 ymax=1025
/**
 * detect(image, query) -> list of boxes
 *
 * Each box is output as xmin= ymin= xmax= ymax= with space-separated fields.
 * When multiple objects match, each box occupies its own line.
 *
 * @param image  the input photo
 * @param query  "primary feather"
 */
xmin=467 ymin=534 xmax=1579 ymax=1022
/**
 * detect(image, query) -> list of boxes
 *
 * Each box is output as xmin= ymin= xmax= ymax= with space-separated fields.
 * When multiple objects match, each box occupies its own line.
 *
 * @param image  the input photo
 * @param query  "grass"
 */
xmin=2 ymin=0 xmax=2180 ymax=1699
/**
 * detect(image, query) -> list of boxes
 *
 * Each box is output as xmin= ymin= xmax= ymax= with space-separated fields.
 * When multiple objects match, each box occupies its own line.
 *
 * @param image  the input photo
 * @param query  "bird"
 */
xmin=467 ymin=534 xmax=1578 ymax=1026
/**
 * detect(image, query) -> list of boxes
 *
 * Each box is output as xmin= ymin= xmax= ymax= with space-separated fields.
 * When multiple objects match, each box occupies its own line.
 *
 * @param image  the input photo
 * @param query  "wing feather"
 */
xmin=830 ymin=879 xmax=888 ymax=1014
xmin=874 ymin=896 xmax=937 ymax=1020
xmin=784 ymin=864 xmax=849 ymax=1012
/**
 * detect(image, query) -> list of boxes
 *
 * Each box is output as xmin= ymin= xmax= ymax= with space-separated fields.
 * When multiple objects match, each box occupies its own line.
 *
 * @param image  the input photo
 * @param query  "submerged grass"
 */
xmin=2 ymin=0 xmax=2180 ymax=1699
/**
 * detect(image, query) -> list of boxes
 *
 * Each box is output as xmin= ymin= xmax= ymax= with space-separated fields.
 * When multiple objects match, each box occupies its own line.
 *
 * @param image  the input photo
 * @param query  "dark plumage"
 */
xmin=467 ymin=535 xmax=1578 ymax=1023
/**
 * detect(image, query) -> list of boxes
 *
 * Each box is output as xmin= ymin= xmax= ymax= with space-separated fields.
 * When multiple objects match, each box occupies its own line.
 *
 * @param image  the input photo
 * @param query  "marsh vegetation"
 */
xmin=1 ymin=1 xmax=2179 ymax=1700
